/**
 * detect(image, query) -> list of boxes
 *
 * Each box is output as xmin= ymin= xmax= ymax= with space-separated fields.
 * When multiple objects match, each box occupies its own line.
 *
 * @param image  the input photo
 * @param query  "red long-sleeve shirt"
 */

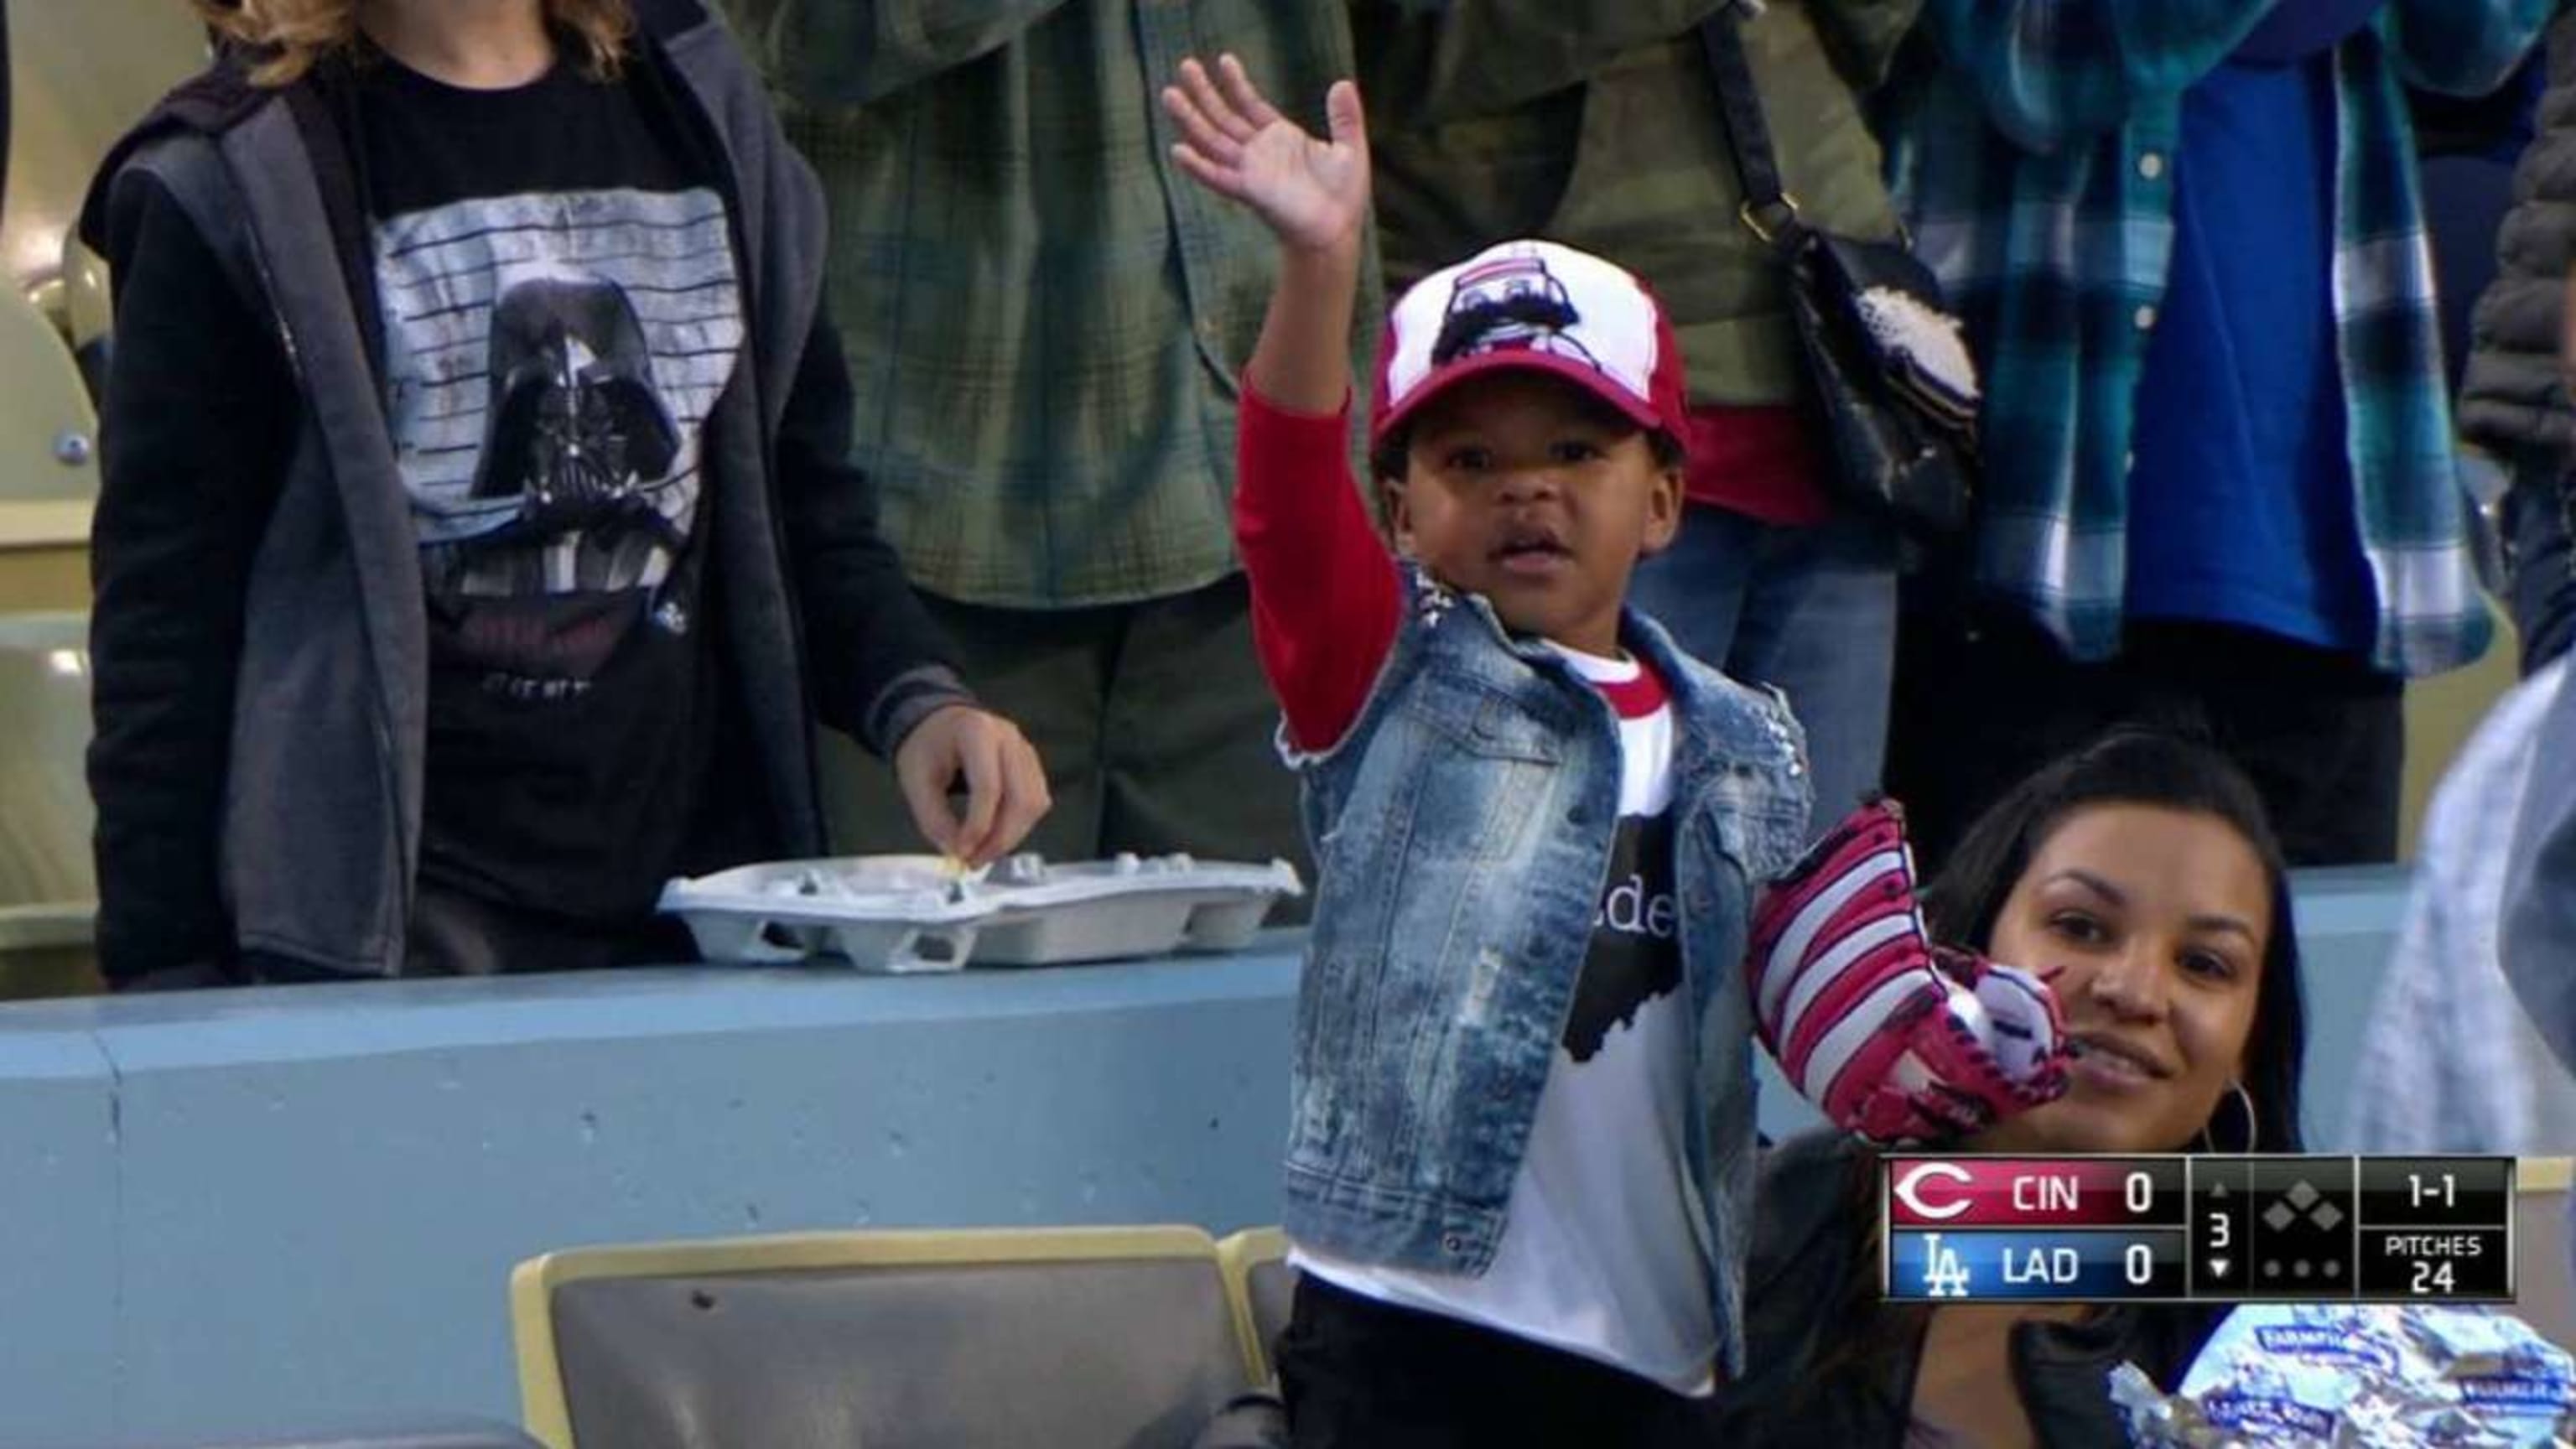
xmin=1234 ymin=387 xmax=1405 ymax=752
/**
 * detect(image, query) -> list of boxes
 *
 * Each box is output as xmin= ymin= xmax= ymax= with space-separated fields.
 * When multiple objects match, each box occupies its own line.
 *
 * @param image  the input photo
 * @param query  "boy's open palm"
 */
xmin=1164 ymin=55 xmax=1368 ymax=255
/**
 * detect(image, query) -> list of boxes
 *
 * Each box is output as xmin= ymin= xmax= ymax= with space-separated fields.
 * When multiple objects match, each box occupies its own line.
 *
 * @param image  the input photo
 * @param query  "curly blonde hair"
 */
xmin=197 ymin=0 xmax=633 ymax=87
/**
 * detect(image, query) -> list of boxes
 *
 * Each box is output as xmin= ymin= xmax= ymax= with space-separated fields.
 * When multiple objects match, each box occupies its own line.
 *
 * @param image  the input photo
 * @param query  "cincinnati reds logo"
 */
xmin=1893 ymin=1161 xmax=1975 ymax=1221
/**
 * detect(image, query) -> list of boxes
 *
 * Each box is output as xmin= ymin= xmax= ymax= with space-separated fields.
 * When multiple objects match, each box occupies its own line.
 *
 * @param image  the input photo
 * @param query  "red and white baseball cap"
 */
xmin=1371 ymin=238 xmax=1690 ymax=452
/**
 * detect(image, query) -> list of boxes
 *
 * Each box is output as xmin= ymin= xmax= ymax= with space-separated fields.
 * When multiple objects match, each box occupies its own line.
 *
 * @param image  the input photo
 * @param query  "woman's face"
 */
xmin=1967 ymin=804 xmax=2272 ymax=1156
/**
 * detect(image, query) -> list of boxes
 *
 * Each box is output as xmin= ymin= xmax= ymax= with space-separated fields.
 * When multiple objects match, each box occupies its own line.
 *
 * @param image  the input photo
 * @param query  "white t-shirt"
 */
xmin=1294 ymin=645 xmax=1716 ymax=1394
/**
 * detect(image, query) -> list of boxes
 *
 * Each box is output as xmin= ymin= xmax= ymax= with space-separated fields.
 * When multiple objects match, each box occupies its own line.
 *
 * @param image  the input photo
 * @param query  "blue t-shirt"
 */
xmin=2124 ymin=50 xmax=2379 ymax=652
xmin=2232 ymin=0 xmax=2382 ymax=63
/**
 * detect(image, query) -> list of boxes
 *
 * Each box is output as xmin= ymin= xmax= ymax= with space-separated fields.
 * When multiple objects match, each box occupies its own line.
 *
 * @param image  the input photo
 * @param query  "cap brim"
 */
xmin=1372 ymin=350 xmax=1667 ymax=449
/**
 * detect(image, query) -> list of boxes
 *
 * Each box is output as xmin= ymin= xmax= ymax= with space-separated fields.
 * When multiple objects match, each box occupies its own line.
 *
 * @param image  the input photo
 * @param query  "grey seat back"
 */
xmin=1244 ymin=1257 xmax=1296 ymax=1374
xmin=553 ymin=1255 xmax=1254 ymax=1449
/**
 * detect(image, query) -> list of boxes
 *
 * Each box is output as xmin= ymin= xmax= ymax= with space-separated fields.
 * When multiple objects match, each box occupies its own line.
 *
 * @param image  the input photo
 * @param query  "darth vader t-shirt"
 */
xmin=349 ymin=49 xmax=740 ymax=921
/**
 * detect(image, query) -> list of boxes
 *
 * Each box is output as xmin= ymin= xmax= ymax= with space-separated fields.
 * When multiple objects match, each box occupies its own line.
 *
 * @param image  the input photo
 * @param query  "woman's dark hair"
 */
xmin=1921 ymin=727 xmax=2306 ymax=1152
xmin=1774 ymin=730 xmax=2309 ymax=1423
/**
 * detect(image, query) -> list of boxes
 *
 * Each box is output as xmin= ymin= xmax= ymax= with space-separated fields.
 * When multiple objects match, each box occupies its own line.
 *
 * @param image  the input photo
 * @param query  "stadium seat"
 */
xmin=0 ymin=0 xmax=193 ymax=605
xmin=4 ymin=0 xmax=207 ymax=312
xmin=0 ymin=0 xmax=203 ymax=505
xmin=60 ymin=233 xmax=111 ymax=391
xmin=0 ymin=283 xmax=96 ymax=503
xmin=1214 ymin=1228 xmax=1294 ymax=1384
xmin=512 ymin=1225 xmax=1259 ymax=1449
xmin=0 ymin=610 xmax=97 ymax=998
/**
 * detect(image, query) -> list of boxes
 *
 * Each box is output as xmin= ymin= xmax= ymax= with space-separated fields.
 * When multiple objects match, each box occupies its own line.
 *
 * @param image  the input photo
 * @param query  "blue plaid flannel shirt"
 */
xmin=1883 ymin=0 xmax=2551 ymax=677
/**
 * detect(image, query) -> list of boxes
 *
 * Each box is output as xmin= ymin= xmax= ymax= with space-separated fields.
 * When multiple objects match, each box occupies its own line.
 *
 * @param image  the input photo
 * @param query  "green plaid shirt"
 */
xmin=722 ymin=1 xmax=1367 ymax=607
xmin=1883 ymin=0 xmax=2549 ymax=678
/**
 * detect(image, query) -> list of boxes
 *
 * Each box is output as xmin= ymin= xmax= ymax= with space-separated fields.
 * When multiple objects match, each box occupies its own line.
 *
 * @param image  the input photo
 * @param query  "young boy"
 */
xmin=1163 ymin=58 xmax=2070 ymax=1445
xmin=81 ymin=0 xmax=1048 ymax=987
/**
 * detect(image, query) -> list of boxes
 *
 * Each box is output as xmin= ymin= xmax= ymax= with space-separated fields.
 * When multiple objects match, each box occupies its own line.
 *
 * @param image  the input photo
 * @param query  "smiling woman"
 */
xmin=1919 ymin=733 xmax=2309 ymax=1160
xmin=1712 ymin=731 xmax=2311 ymax=1449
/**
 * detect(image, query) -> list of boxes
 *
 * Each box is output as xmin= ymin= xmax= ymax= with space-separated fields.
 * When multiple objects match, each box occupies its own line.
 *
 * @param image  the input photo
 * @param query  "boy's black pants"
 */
xmin=1275 ymin=1275 xmax=1713 ymax=1449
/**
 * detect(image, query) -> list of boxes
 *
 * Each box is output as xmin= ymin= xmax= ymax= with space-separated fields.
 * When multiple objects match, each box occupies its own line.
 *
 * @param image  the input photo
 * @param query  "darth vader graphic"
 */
xmin=470 ymin=276 xmax=683 ymax=543
xmin=375 ymin=185 xmax=745 ymax=692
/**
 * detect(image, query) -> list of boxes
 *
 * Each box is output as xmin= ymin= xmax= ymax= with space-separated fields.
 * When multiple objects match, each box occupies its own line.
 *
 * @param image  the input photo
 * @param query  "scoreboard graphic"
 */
xmin=1881 ymin=1156 xmax=2516 ymax=1305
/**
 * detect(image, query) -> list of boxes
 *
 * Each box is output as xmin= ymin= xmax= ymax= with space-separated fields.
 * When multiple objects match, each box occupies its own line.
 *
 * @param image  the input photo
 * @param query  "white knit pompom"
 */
xmin=1854 ymin=286 xmax=1980 ymax=408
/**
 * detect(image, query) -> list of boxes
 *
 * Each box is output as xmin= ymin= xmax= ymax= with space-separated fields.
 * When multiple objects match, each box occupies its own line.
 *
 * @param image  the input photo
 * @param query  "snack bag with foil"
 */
xmin=2111 ymin=1303 xmax=2576 ymax=1446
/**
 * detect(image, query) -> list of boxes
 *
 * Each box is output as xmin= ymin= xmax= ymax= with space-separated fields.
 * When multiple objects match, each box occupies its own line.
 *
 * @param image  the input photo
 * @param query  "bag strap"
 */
xmin=1696 ymin=13 xmax=1801 ymax=247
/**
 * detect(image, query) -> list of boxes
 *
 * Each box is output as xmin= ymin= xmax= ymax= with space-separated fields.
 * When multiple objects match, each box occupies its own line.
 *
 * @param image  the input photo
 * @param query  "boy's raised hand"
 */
xmin=1164 ymin=55 xmax=1368 ymax=256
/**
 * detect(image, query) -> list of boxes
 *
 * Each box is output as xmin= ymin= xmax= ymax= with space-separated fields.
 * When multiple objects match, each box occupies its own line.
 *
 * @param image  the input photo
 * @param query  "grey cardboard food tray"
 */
xmin=660 ymin=854 xmax=1302 ymax=972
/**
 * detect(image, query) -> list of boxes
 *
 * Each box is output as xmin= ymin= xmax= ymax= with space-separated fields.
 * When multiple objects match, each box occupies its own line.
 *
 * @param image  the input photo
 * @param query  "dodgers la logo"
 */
xmin=1919 ymin=1233 xmax=1972 ymax=1299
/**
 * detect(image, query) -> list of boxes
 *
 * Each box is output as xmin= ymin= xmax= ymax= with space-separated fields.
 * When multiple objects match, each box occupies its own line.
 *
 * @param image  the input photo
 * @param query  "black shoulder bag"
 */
xmin=1698 ymin=14 xmax=1979 ymax=543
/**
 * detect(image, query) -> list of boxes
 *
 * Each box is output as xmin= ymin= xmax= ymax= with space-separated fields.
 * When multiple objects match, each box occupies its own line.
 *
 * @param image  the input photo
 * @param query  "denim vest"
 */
xmin=1281 ymin=568 xmax=1813 ymax=1376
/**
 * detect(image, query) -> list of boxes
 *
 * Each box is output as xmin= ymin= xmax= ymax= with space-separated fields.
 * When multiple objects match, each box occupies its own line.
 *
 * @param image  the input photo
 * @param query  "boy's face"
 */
xmin=1387 ymin=372 xmax=1684 ymax=657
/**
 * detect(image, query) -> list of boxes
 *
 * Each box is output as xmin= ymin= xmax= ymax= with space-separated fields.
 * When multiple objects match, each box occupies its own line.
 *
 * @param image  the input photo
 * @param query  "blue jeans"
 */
xmin=1626 ymin=506 xmax=1898 ymax=835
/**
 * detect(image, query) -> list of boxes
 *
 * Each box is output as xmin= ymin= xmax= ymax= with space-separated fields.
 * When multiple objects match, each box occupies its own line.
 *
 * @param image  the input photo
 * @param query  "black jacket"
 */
xmin=2463 ymin=11 xmax=2576 ymax=460
xmin=79 ymin=0 xmax=967 ymax=984
xmin=1711 ymin=1133 xmax=2220 ymax=1448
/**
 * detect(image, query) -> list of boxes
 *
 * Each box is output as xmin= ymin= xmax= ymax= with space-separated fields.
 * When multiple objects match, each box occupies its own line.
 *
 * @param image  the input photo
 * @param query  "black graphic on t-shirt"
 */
xmin=377 ymin=186 xmax=743 ymax=692
xmin=1563 ymin=816 xmax=1682 ymax=1063
xmin=472 ymin=276 xmax=683 ymax=541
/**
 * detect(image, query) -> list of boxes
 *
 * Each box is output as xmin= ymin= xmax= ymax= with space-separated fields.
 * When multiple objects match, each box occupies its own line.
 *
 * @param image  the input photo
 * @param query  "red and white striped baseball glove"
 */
xmin=1746 ymin=798 xmax=2069 ymax=1144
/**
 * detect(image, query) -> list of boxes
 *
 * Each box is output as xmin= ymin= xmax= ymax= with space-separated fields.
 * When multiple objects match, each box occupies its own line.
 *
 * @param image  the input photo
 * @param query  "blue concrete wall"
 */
xmin=0 ymin=1023 xmax=115 ymax=1445
xmin=0 ymin=946 xmax=1301 ymax=1446
xmin=0 ymin=874 xmax=2418 ymax=1445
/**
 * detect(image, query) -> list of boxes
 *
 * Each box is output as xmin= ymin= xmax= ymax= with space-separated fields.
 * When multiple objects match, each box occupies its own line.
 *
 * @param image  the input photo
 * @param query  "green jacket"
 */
xmin=721 ymin=0 xmax=1370 ymax=609
xmin=1358 ymin=0 xmax=1920 ymax=408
